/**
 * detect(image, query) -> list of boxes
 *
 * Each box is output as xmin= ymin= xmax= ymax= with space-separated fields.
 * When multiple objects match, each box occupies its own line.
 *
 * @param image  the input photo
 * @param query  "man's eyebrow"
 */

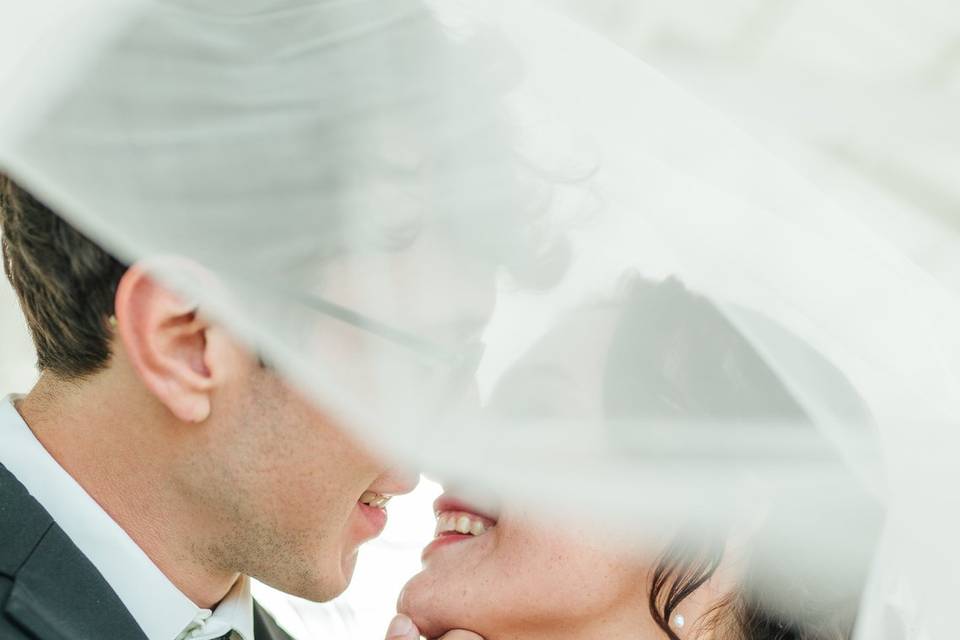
xmin=422 ymin=314 xmax=490 ymax=346
xmin=298 ymin=291 xmax=455 ymax=361
xmin=505 ymin=362 xmax=572 ymax=383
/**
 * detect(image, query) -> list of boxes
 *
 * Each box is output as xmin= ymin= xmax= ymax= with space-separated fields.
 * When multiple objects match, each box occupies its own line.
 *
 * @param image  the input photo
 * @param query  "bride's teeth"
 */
xmin=434 ymin=511 xmax=493 ymax=537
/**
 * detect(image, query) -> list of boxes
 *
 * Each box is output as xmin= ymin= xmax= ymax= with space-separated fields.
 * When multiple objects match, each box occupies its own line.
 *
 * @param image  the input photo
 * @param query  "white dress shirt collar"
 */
xmin=0 ymin=395 xmax=254 ymax=640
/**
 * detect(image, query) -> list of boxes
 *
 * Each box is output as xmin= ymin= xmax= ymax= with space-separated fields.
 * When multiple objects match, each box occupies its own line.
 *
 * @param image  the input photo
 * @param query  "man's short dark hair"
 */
xmin=0 ymin=174 xmax=127 ymax=379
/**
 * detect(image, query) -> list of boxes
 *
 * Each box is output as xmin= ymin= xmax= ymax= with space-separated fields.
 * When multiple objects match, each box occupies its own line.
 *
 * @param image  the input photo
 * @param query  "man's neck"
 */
xmin=17 ymin=371 xmax=239 ymax=609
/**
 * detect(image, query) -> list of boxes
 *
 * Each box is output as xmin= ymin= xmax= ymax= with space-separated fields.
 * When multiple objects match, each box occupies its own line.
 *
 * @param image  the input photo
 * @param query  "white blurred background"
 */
xmin=2 ymin=0 xmax=957 ymax=637
xmin=0 ymin=274 xmax=36 ymax=393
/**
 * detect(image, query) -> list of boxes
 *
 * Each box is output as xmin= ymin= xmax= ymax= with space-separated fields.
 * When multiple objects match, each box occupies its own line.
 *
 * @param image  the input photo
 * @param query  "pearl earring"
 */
xmin=672 ymin=613 xmax=686 ymax=630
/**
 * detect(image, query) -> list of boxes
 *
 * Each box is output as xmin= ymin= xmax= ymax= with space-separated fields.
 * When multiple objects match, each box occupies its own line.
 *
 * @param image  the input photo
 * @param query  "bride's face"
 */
xmin=399 ymin=307 xmax=661 ymax=639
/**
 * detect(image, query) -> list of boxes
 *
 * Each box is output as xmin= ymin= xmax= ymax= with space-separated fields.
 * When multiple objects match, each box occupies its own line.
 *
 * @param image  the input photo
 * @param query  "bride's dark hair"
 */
xmin=603 ymin=277 xmax=883 ymax=640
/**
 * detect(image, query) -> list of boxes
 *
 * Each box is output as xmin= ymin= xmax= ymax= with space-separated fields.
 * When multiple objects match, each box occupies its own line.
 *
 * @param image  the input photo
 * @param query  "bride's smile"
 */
xmin=424 ymin=495 xmax=499 ymax=561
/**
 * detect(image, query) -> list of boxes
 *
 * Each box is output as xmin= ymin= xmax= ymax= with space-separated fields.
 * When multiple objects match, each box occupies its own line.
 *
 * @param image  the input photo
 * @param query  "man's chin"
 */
xmin=338 ymin=549 xmax=359 ymax=590
xmin=266 ymin=557 xmax=355 ymax=604
xmin=288 ymin=575 xmax=350 ymax=604
xmin=288 ymin=549 xmax=357 ymax=603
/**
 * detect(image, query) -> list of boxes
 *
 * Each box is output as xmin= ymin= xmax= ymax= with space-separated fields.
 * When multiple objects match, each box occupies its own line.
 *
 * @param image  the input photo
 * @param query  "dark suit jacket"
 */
xmin=0 ymin=463 xmax=295 ymax=640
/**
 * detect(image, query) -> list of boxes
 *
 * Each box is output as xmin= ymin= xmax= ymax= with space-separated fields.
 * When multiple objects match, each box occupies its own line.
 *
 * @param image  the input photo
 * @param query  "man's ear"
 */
xmin=114 ymin=264 xmax=215 ymax=423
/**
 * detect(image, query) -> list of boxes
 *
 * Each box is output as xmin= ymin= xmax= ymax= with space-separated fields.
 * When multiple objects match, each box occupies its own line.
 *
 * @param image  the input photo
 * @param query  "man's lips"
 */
xmin=353 ymin=491 xmax=392 ymax=542
xmin=355 ymin=501 xmax=388 ymax=541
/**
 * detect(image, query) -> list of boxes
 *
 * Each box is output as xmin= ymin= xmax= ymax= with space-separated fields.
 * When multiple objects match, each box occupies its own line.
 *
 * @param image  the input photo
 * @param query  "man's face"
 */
xmin=187 ymin=225 xmax=497 ymax=602
xmin=192 ymin=366 xmax=414 ymax=601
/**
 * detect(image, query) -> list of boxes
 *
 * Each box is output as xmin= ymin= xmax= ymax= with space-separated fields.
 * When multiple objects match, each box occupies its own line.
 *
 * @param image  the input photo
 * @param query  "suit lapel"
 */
xmin=2 ymin=465 xmax=295 ymax=640
xmin=252 ymin=601 xmax=296 ymax=640
xmin=0 ymin=464 xmax=147 ymax=640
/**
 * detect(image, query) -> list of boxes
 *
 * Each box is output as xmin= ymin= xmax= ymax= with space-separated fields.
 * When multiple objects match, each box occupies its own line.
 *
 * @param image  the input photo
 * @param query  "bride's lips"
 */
xmin=422 ymin=494 xmax=498 ymax=561
xmin=434 ymin=495 xmax=499 ymax=521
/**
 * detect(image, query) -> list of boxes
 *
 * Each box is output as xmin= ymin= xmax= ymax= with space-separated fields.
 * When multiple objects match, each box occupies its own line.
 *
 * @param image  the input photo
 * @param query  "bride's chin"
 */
xmin=398 ymin=571 xmax=460 ymax=640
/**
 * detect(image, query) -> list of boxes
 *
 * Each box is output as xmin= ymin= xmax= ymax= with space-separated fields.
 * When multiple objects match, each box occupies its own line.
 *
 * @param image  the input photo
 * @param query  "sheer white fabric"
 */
xmin=1 ymin=1 xmax=956 ymax=637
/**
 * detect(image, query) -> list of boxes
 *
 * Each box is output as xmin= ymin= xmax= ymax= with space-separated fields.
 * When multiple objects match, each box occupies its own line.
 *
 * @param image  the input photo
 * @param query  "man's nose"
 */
xmin=376 ymin=465 xmax=420 ymax=497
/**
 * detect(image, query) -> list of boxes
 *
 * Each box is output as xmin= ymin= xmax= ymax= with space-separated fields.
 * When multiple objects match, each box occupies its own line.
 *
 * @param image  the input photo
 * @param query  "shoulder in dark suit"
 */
xmin=0 ymin=463 xmax=296 ymax=640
